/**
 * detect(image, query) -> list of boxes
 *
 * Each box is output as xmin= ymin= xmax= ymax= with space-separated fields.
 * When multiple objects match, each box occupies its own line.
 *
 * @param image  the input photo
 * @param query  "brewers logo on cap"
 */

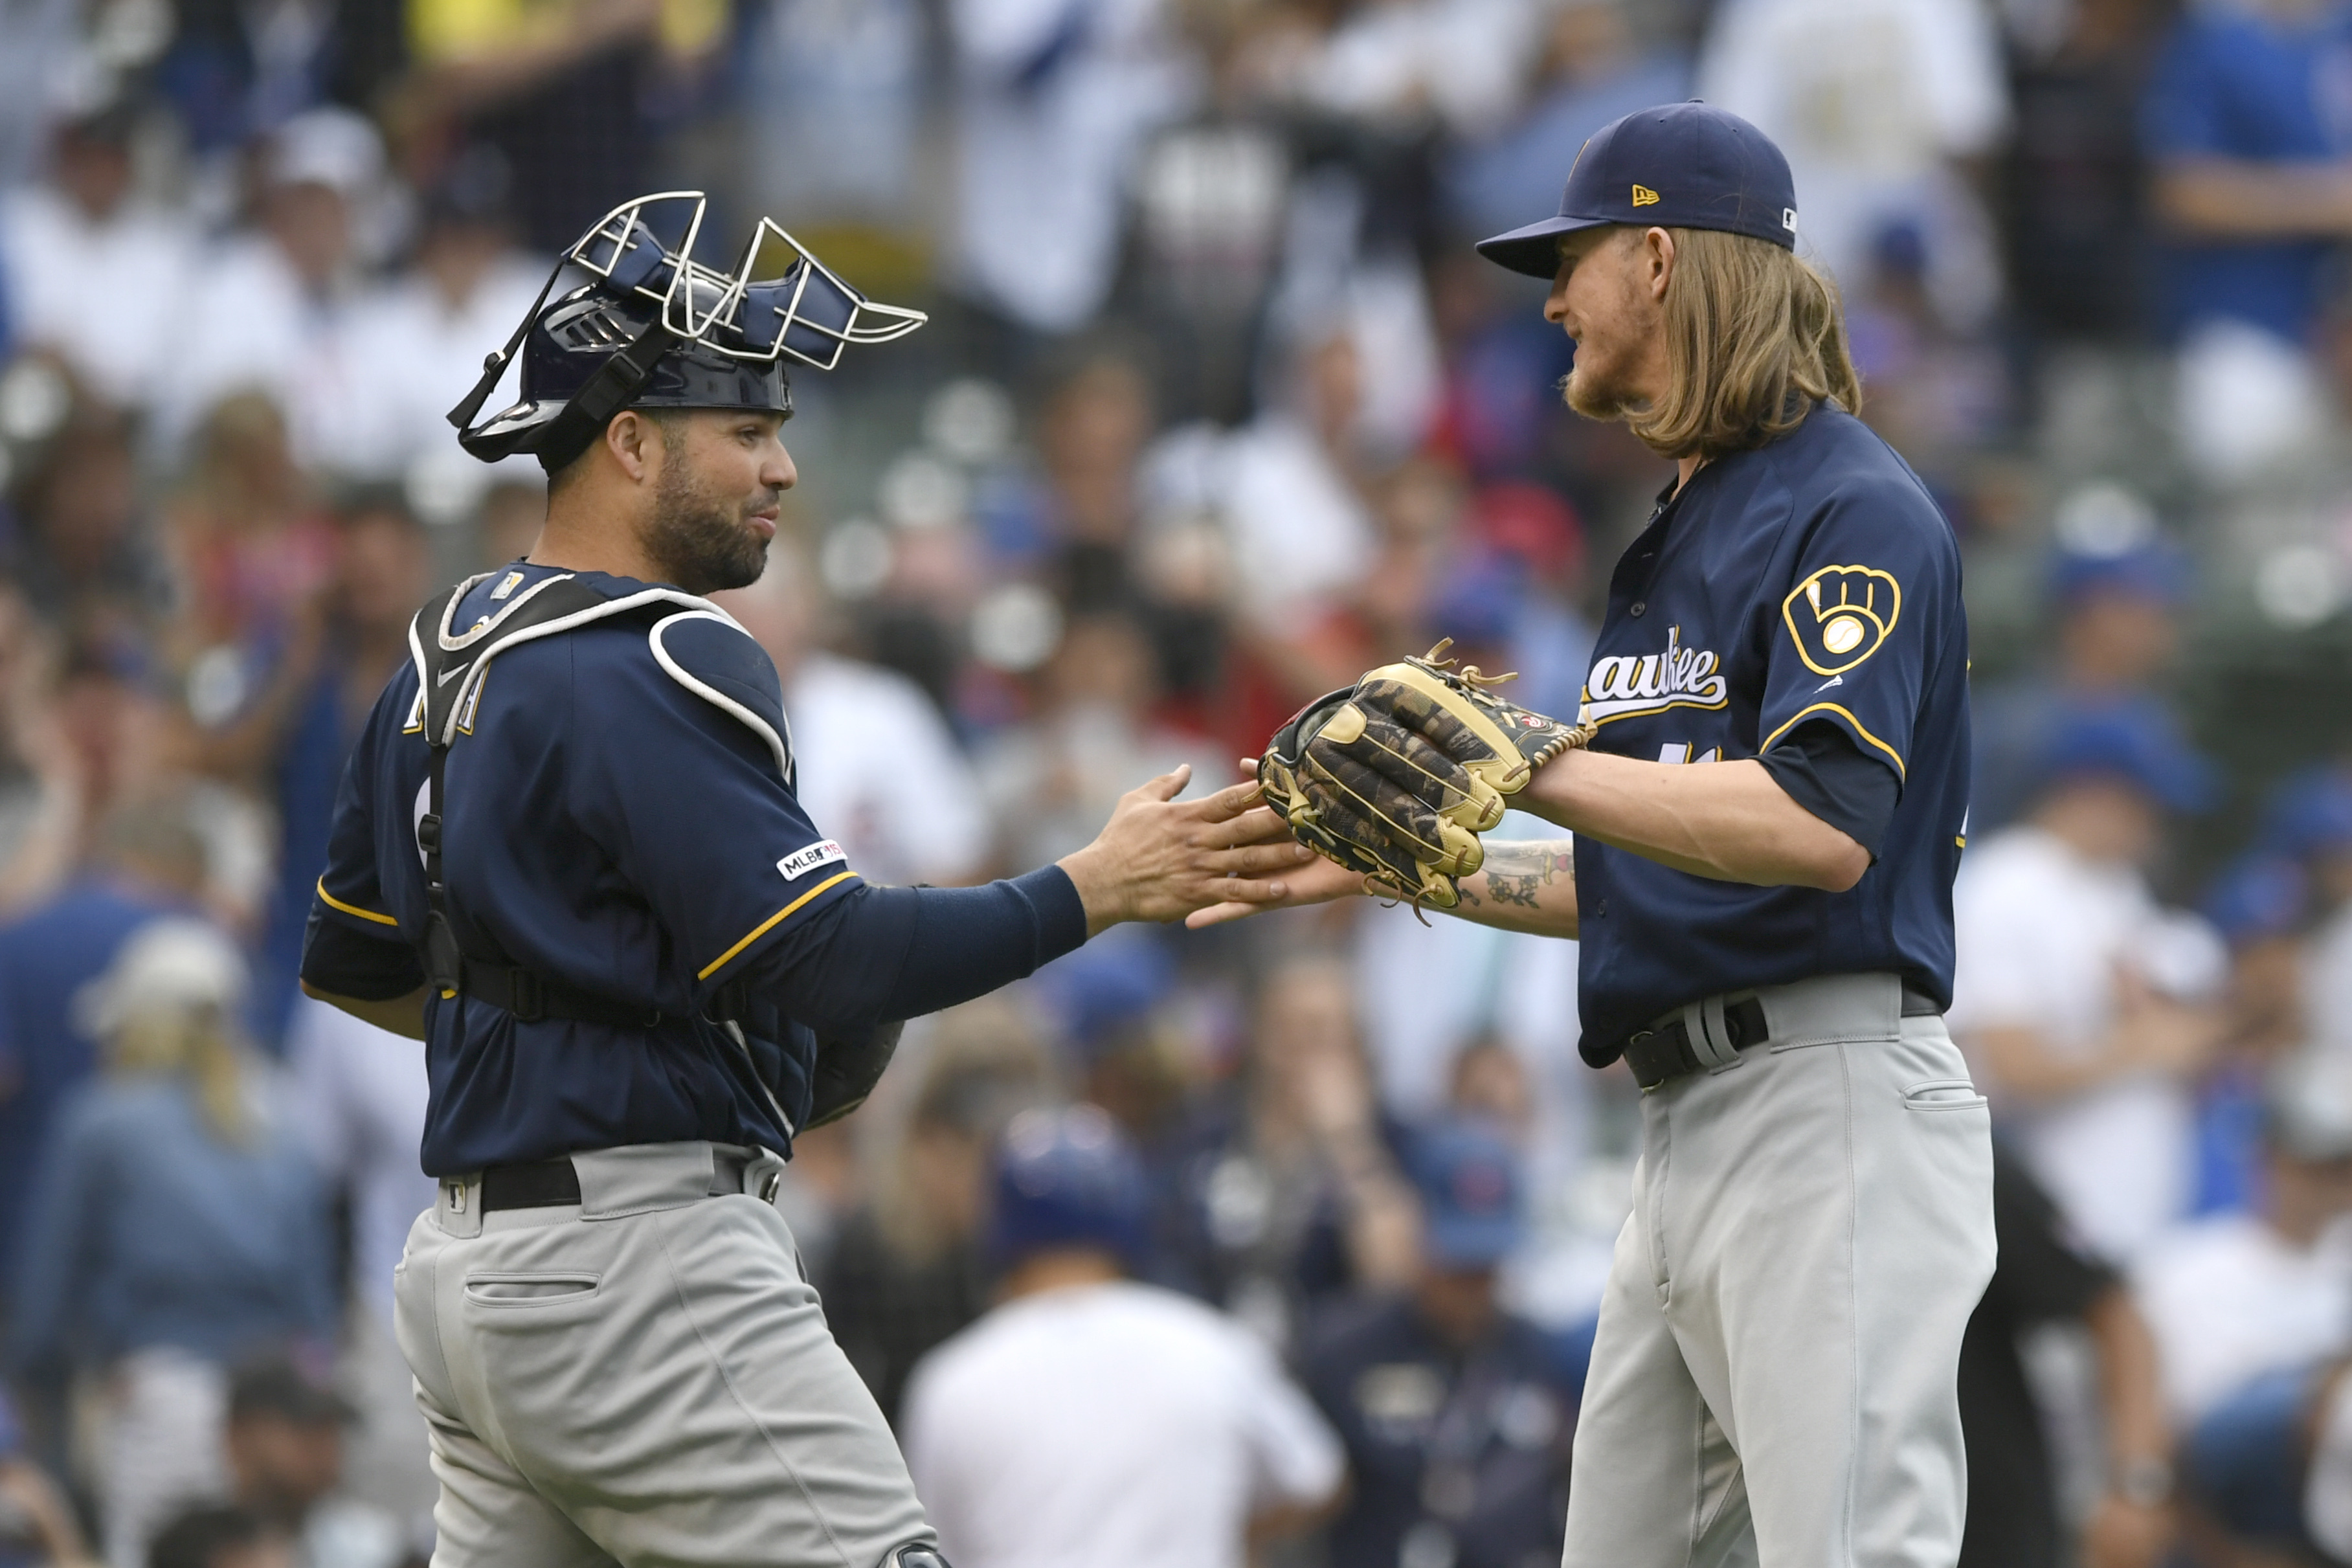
xmin=1782 ymin=565 xmax=1900 ymax=676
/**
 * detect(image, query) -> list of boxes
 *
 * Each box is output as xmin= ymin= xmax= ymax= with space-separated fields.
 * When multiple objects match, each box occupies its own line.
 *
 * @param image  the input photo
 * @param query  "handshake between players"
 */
xmin=1096 ymin=641 xmax=1593 ymax=937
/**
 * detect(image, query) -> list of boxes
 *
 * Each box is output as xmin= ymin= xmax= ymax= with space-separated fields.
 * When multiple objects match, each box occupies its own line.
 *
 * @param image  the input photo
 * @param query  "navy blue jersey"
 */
xmin=1572 ymin=406 xmax=1970 ymax=1063
xmin=307 ymin=565 xmax=862 ymax=1174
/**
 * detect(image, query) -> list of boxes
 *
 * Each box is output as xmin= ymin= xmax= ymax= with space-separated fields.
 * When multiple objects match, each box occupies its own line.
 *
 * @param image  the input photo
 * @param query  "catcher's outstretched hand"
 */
xmin=1187 ymin=758 xmax=1370 ymax=928
xmin=1058 ymin=768 xmax=1318 ymax=933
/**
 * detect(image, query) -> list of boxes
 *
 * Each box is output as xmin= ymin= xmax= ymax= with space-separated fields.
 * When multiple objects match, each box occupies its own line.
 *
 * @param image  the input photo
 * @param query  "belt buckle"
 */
xmin=1622 ymin=1028 xmax=1665 ymax=1093
xmin=743 ymin=1150 xmax=787 ymax=1205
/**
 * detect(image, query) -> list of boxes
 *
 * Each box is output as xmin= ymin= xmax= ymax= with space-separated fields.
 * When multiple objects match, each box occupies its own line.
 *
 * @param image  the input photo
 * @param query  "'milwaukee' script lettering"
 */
xmin=1582 ymin=626 xmax=1730 ymax=721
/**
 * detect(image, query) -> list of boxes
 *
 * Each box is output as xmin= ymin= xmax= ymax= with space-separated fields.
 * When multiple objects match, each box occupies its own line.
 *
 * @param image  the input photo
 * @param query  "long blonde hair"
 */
xmin=1624 ymin=227 xmax=1863 ymax=461
xmin=108 ymin=1007 xmax=255 ymax=1146
xmin=82 ymin=918 xmax=258 ymax=1146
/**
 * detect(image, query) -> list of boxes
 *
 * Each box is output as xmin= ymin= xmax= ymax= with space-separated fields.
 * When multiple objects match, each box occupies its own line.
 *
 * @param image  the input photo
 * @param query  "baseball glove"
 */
xmin=1258 ymin=641 xmax=1596 ymax=910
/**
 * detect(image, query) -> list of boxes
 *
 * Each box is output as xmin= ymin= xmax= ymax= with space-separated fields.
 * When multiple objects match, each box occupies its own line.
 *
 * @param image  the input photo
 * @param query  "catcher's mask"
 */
xmin=448 ymin=191 xmax=927 ymax=472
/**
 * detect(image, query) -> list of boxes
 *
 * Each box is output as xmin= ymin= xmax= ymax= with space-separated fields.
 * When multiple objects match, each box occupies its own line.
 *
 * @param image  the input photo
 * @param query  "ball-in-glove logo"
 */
xmin=1782 ymin=565 xmax=1901 ymax=676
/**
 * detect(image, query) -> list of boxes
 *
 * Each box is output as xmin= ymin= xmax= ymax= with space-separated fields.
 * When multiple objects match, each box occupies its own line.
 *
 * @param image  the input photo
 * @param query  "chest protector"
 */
xmin=407 ymin=570 xmax=792 ymax=1028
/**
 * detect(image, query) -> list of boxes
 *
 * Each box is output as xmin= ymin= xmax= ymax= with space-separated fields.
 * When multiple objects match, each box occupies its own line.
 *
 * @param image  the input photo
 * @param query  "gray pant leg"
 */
xmin=1561 ymin=1194 xmax=1756 ymax=1568
xmin=398 ymin=1212 xmax=616 ymax=1568
xmin=1560 ymin=979 xmax=1995 ymax=1568
xmin=397 ymin=1150 xmax=934 ymax=1568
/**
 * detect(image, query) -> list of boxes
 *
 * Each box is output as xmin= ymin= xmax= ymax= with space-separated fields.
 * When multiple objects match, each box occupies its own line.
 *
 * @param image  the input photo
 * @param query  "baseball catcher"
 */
xmin=298 ymin=191 xmax=1299 ymax=1568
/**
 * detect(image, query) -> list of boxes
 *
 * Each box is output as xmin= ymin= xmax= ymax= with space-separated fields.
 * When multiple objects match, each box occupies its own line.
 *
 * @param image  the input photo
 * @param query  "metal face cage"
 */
xmin=566 ymin=192 xmax=926 ymax=371
xmin=448 ymin=190 xmax=926 ymax=464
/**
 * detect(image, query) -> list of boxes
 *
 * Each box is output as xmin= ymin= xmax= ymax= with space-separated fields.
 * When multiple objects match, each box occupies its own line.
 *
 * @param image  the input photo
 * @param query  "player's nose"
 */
xmin=1544 ymin=262 xmax=1573 ymax=326
xmin=765 ymin=442 xmax=798 ymax=493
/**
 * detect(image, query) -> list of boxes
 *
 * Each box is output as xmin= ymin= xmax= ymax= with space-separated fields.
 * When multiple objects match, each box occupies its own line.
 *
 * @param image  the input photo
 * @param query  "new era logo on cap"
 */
xmin=1475 ymin=102 xmax=1802 ymax=278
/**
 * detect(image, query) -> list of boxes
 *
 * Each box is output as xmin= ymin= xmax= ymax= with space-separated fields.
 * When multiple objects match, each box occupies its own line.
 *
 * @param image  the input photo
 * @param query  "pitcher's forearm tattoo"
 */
xmin=1468 ymin=840 xmax=1575 ymax=908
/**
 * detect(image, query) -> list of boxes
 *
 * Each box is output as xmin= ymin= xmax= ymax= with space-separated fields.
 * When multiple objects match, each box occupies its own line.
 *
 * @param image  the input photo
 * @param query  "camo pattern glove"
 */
xmin=1257 ymin=642 xmax=1596 ymax=910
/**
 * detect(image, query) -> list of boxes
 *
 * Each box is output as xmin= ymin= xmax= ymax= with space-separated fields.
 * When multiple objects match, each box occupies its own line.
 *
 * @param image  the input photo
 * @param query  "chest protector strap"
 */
xmin=407 ymin=571 xmax=731 ymax=1029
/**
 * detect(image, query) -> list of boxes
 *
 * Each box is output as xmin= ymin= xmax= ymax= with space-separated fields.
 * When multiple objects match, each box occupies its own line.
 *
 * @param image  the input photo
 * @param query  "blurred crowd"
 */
xmin=0 ymin=0 xmax=2351 ymax=1566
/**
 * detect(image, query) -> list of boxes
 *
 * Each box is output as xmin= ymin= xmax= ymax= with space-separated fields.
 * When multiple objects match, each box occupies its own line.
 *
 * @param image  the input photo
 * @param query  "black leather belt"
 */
xmin=478 ymin=1152 xmax=755 ymax=1211
xmin=1620 ymin=983 xmax=1943 ymax=1090
xmin=458 ymin=958 xmax=662 ymax=1029
xmin=480 ymin=1158 xmax=583 ymax=1210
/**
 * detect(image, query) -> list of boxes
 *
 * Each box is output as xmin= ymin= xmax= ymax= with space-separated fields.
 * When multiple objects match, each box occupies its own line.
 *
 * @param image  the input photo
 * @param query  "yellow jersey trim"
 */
xmin=1760 ymin=703 xmax=1908 ymax=781
xmin=698 ymin=871 xmax=858 ymax=981
xmin=1587 ymin=696 xmax=1732 ymax=728
xmin=316 ymin=877 xmax=400 ymax=927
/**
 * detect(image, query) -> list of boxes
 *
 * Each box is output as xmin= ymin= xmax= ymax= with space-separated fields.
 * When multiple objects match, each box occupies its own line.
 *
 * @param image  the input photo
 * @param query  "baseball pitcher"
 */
xmin=1202 ymin=103 xmax=1998 ymax=1568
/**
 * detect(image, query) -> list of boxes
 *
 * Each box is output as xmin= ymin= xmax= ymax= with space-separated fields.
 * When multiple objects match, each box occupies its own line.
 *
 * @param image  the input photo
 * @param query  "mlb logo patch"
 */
xmin=491 ymin=570 xmax=526 ymax=601
xmin=778 ymin=840 xmax=847 ymax=881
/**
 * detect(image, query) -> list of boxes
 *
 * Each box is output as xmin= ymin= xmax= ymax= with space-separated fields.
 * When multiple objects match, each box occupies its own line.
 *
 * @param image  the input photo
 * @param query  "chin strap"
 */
xmin=501 ymin=317 xmax=680 ymax=468
xmin=446 ymin=256 xmax=568 ymax=439
xmin=447 ymin=257 xmax=683 ymax=467
xmin=544 ymin=317 xmax=678 ymax=459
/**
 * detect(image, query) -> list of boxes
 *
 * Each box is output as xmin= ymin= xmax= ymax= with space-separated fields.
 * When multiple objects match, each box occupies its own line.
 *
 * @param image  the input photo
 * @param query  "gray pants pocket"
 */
xmin=463 ymin=1271 xmax=602 ymax=1306
xmin=1903 ymin=1079 xmax=1989 ymax=1112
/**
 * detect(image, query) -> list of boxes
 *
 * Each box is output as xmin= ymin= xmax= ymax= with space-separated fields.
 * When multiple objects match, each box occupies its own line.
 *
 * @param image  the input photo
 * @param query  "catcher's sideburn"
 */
xmin=395 ymin=1141 xmax=934 ymax=1568
xmin=1560 ymin=974 xmax=1995 ymax=1568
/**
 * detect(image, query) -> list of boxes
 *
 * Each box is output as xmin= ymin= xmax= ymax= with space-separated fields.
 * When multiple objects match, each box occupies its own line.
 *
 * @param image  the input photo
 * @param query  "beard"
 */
xmin=1561 ymin=335 xmax=1649 ymax=423
xmin=641 ymin=454 xmax=771 ymax=595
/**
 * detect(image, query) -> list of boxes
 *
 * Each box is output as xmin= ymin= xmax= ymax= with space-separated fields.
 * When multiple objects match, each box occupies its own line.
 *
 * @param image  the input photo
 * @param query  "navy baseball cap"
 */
xmin=1476 ymin=102 xmax=1799 ymax=279
xmin=2201 ymin=852 xmax=2307 ymax=946
xmin=2033 ymin=697 xmax=2215 ymax=815
xmin=2257 ymin=767 xmax=2352 ymax=860
xmin=987 ymin=1104 xmax=1149 ymax=1271
xmin=1409 ymin=1119 xmax=1525 ymax=1270
xmin=2050 ymin=539 xmax=2188 ymax=609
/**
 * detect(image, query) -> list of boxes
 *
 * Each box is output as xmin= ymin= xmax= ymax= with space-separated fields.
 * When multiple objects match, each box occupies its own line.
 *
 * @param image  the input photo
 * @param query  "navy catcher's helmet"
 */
xmin=987 ymin=1105 xmax=1149 ymax=1271
xmin=449 ymin=191 xmax=926 ymax=472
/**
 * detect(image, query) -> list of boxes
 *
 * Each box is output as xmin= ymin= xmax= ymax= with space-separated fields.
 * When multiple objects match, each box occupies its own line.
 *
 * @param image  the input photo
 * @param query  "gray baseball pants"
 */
xmin=392 ymin=1141 xmax=934 ymax=1568
xmin=1561 ymin=972 xmax=1997 ymax=1568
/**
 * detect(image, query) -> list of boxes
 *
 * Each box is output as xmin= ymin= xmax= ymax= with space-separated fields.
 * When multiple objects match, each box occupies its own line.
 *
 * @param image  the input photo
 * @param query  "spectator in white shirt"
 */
xmin=1696 ymin=0 xmax=2009 ymax=328
xmin=1142 ymin=320 xmax=1380 ymax=642
xmin=2133 ymin=1049 xmax=2352 ymax=1429
xmin=164 ymin=107 xmax=382 ymax=465
xmin=974 ymin=608 xmax=1226 ymax=871
xmin=333 ymin=153 xmax=547 ymax=484
xmin=2158 ymin=1055 xmax=2352 ymax=1565
xmin=2272 ymin=767 xmax=2352 ymax=1065
xmin=1295 ymin=0 xmax=1540 ymax=140
xmin=1 ymin=102 xmax=197 ymax=412
xmin=715 ymin=540 xmax=990 ymax=888
xmin=2307 ymin=1357 xmax=2352 ymax=1565
xmin=283 ymin=993 xmax=437 ymax=1552
xmin=902 ymin=1106 xmax=1345 ymax=1568
xmin=946 ymin=0 xmax=1194 ymax=335
xmin=1950 ymin=699 xmax=2228 ymax=1261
